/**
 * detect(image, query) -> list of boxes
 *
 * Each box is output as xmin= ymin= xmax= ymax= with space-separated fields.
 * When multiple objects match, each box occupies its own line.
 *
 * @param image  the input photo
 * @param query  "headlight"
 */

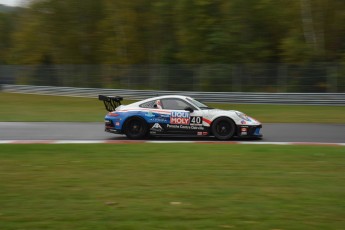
xmin=236 ymin=112 xmax=250 ymax=121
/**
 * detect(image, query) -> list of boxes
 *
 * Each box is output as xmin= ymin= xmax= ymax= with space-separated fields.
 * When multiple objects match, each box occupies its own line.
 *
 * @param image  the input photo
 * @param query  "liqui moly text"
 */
xmin=170 ymin=111 xmax=190 ymax=125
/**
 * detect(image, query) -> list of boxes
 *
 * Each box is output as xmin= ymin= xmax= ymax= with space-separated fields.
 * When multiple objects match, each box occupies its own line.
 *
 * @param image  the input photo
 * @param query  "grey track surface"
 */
xmin=0 ymin=122 xmax=344 ymax=143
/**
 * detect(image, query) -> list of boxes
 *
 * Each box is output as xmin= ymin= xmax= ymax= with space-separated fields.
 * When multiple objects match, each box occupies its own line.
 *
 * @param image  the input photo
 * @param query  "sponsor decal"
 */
xmin=145 ymin=111 xmax=155 ymax=117
xmin=170 ymin=111 xmax=190 ymax=125
xmin=160 ymin=114 xmax=170 ymax=118
xmin=149 ymin=118 xmax=169 ymax=123
xmin=151 ymin=123 xmax=163 ymax=131
xmin=241 ymin=120 xmax=247 ymax=125
xmin=241 ymin=127 xmax=248 ymax=136
xmin=190 ymin=116 xmax=202 ymax=125
xmin=115 ymin=122 xmax=120 ymax=126
xmin=167 ymin=124 xmax=205 ymax=131
xmin=144 ymin=111 xmax=170 ymax=123
xmin=197 ymin=132 xmax=209 ymax=136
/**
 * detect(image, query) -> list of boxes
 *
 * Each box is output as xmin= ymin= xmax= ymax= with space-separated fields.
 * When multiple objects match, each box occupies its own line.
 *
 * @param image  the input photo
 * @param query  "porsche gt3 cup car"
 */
xmin=99 ymin=95 xmax=262 ymax=140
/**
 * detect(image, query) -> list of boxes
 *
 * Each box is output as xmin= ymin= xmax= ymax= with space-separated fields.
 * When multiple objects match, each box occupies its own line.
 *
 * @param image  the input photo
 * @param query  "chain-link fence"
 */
xmin=1 ymin=63 xmax=344 ymax=92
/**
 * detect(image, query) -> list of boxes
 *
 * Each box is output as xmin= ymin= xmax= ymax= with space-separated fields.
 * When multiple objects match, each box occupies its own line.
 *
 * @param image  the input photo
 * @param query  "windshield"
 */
xmin=186 ymin=97 xmax=213 ymax=110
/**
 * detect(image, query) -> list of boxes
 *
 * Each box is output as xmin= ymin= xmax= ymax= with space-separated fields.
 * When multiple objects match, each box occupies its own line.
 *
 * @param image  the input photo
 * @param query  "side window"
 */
xmin=139 ymin=100 xmax=156 ymax=108
xmin=161 ymin=98 xmax=194 ymax=110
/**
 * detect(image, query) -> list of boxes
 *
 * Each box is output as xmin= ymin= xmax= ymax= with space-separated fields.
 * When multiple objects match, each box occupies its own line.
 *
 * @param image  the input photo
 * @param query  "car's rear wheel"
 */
xmin=124 ymin=117 xmax=149 ymax=139
xmin=211 ymin=117 xmax=236 ymax=140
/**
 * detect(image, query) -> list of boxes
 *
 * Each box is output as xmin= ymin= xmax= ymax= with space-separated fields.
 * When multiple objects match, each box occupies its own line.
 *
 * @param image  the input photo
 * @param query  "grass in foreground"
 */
xmin=0 ymin=144 xmax=344 ymax=230
xmin=0 ymin=92 xmax=344 ymax=123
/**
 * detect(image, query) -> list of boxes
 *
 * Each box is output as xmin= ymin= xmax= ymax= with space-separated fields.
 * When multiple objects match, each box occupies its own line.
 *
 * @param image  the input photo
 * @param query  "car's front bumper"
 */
xmin=237 ymin=125 xmax=263 ymax=138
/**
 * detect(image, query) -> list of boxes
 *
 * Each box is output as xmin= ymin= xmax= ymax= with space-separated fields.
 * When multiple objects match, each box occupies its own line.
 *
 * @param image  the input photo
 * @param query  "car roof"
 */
xmin=127 ymin=95 xmax=191 ymax=107
xmin=151 ymin=95 xmax=188 ymax=100
xmin=143 ymin=95 xmax=189 ymax=102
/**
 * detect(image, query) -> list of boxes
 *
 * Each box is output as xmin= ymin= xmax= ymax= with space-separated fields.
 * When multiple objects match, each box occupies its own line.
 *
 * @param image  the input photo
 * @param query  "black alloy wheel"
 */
xmin=124 ymin=117 xmax=149 ymax=139
xmin=211 ymin=117 xmax=236 ymax=140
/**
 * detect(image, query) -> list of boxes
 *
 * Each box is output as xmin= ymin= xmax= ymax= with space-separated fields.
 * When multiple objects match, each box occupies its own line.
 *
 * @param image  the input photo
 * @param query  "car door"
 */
xmin=160 ymin=98 xmax=207 ymax=134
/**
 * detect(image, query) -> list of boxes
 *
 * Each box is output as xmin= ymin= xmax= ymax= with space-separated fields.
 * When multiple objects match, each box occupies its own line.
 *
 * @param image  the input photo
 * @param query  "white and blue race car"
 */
xmin=99 ymin=95 xmax=262 ymax=140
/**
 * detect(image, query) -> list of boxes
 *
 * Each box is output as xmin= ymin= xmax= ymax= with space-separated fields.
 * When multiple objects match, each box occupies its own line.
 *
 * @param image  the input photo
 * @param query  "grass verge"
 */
xmin=0 ymin=144 xmax=344 ymax=229
xmin=0 ymin=92 xmax=344 ymax=123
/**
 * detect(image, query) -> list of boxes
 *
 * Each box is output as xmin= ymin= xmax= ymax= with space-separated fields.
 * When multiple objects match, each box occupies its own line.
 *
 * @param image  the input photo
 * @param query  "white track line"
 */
xmin=0 ymin=140 xmax=344 ymax=146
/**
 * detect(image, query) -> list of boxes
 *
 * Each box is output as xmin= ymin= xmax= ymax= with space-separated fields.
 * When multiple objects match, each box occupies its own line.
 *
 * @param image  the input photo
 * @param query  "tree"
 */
xmin=10 ymin=0 xmax=105 ymax=64
xmin=4 ymin=0 xmax=345 ymax=65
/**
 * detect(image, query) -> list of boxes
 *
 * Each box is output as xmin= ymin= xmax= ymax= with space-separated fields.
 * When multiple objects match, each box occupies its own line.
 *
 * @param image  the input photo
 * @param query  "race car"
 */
xmin=99 ymin=95 xmax=262 ymax=140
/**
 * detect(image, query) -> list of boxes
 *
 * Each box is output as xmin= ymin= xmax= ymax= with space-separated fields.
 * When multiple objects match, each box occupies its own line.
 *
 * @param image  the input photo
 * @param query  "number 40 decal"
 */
xmin=190 ymin=116 xmax=202 ymax=125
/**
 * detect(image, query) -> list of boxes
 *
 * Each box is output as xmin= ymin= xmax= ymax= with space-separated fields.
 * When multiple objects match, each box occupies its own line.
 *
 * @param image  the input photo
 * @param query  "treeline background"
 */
xmin=0 ymin=0 xmax=345 ymax=92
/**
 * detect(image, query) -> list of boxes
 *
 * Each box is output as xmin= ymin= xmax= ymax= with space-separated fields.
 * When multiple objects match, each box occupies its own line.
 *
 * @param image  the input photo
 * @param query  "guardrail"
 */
xmin=1 ymin=84 xmax=345 ymax=105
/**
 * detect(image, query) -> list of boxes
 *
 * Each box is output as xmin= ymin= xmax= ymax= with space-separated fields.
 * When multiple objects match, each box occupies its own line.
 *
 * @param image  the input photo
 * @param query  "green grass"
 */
xmin=0 ymin=144 xmax=344 ymax=230
xmin=0 ymin=92 xmax=344 ymax=123
xmin=0 ymin=93 xmax=105 ymax=122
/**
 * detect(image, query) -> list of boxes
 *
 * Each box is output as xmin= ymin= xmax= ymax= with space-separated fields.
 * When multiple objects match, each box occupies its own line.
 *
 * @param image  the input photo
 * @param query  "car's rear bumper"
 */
xmin=105 ymin=119 xmax=122 ymax=134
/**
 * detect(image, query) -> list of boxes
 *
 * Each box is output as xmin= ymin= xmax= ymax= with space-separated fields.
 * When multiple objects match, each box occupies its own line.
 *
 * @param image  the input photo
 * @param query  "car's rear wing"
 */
xmin=98 ymin=95 xmax=123 ymax=112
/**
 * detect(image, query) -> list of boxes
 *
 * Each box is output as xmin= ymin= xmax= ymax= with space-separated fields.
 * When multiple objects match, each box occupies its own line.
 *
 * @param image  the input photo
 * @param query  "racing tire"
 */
xmin=211 ymin=117 xmax=236 ymax=140
xmin=124 ymin=117 xmax=149 ymax=139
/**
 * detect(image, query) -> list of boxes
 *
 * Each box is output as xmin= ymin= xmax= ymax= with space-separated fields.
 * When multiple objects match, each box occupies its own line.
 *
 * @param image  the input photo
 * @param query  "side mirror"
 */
xmin=184 ymin=107 xmax=194 ymax=113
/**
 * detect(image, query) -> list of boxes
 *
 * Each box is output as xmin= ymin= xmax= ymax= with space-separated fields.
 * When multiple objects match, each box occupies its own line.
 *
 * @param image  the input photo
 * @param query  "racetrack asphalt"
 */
xmin=0 ymin=122 xmax=344 ymax=143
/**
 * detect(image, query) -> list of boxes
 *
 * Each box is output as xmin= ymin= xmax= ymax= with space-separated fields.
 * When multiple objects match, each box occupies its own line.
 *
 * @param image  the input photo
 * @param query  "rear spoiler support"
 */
xmin=98 ymin=95 xmax=123 ymax=112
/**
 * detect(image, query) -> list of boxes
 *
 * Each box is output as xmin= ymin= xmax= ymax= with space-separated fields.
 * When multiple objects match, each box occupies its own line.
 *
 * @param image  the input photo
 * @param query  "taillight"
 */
xmin=107 ymin=112 xmax=119 ymax=117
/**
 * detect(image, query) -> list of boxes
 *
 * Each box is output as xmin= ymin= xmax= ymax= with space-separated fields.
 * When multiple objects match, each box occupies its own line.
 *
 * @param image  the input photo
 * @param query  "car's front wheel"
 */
xmin=124 ymin=117 xmax=149 ymax=139
xmin=211 ymin=117 xmax=236 ymax=140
